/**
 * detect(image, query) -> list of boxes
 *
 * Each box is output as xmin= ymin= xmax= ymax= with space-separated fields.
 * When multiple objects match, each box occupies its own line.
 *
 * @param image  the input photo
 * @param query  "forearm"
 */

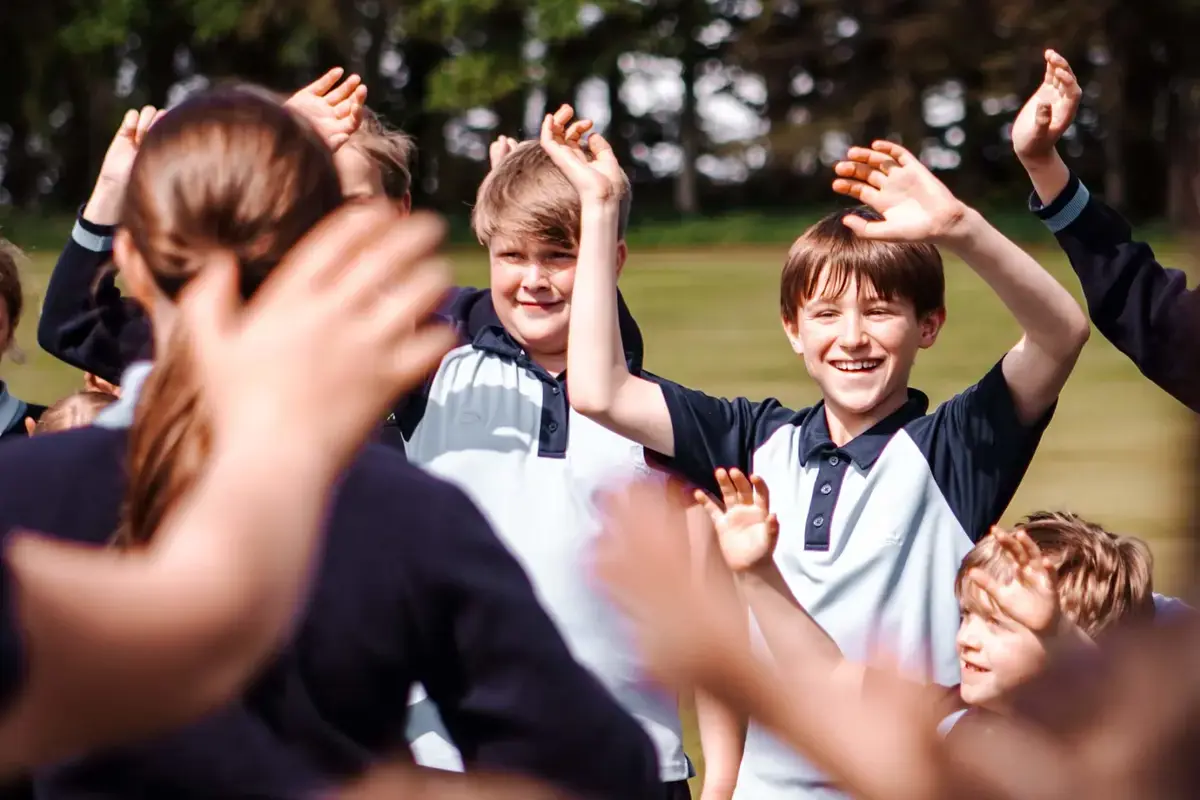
xmin=82 ymin=179 xmax=125 ymax=227
xmin=739 ymin=565 xmax=843 ymax=676
xmin=694 ymin=690 xmax=745 ymax=799
xmin=566 ymin=201 xmax=630 ymax=414
xmin=942 ymin=208 xmax=1088 ymax=359
xmin=1019 ymin=151 xmax=1072 ymax=208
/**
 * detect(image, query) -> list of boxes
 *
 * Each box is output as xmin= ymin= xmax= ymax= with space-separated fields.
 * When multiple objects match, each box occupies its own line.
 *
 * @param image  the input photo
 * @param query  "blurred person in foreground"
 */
xmin=0 ymin=87 xmax=659 ymax=799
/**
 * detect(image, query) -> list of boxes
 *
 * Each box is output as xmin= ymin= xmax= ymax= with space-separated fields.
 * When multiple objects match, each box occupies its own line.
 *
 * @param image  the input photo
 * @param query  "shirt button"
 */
xmin=820 ymin=483 xmax=832 ymax=495
xmin=813 ymin=515 xmax=825 ymax=528
xmin=547 ymin=421 xmax=559 ymax=432
xmin=829 ymin=456 xmax=840 ymax=466
xmin=551 ymin=385 xmax=561 ymax=394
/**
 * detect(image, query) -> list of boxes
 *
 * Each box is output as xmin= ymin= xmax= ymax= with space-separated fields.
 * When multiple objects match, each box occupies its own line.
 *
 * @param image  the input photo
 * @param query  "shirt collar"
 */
xmin=460 ymin=290 xmax=645 ymax=375
xmin=0 ymin=381 xmax=26 ymax=434
xmin=798 ymin=389 xmax=929 ymax=469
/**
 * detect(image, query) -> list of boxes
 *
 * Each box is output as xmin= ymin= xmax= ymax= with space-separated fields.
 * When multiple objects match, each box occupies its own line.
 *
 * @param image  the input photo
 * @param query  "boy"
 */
xmin=1014 ymin=49 xmax=1200 ymax=413
xmin=36 ymin=68 xmax=409 ymax=386
xmin=552 ymin=111 xmax=1090 ymax=795
xmin=591 ymin=473 xmax=1158 ymax=800
xmin=390 ymin=109 xmax=698 ymax=798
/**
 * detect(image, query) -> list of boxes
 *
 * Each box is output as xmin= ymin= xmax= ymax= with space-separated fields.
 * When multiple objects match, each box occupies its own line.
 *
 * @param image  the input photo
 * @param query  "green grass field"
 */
xmin=6 ymin=234 xmax=1198 ymax=796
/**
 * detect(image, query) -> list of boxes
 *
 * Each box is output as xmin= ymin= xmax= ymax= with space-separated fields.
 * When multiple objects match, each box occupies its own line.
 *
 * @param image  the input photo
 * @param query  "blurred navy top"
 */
xmin=0 ymin=426 xmax=660 ymax=799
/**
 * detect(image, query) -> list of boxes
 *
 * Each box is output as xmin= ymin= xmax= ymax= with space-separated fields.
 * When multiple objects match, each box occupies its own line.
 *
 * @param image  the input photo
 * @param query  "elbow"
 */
xmin=1064 ymin=307 xmax=1092 ymax=355
xmin=567 ymin=384 xmax=614 ymax=419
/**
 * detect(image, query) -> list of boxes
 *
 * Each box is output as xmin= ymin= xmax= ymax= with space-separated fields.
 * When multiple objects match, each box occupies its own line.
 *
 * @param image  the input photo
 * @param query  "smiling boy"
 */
xmin=554 ymin=127 xmax=1090 ymax=797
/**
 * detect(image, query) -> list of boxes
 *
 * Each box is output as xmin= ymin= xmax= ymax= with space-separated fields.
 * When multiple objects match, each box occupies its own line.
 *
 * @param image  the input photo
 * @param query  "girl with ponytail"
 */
xmin=0 ymin=88 xmax=660 ymax=799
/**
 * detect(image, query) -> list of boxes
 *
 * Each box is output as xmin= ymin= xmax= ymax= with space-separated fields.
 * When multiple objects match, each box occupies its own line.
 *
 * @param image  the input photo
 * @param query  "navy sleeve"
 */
xmin=402 ymin=486 xmax=661 ymax=800
xmin=913 ymin=360 xmax=1054 ymax=542
xmin=645 ymin=375 xmax=800 ymax=497
xmin=1031 ymin=174 xmax=1200 ymax=412
xmin=36 ymin=215 xmax=152 ymax=385
xmin=0 ymin=555 xmax=19 ymax=715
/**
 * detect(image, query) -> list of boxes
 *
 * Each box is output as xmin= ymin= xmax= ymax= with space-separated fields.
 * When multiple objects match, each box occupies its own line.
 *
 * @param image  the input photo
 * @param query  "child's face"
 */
xmin=487 ymin=234 xmax=580 ymax=366
xmin=782 ymin=271 xmax=942 ymax=424
xmin=956 ymin=588 xmax=1048 ymax=709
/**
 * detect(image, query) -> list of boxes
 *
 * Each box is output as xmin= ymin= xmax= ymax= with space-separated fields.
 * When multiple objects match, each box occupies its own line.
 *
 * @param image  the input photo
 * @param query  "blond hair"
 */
xmin=957 ymin=511 xmax=1156 ymax=637
xmin=471 ymin=139 xmax=632 ymax=248
xmin=349 ymin=107 xmax=414 ymax=200
xmin=32 ymin=391 xmax=117 ymax=435
xmin=780 ymin=207 xmax=945 ymax=323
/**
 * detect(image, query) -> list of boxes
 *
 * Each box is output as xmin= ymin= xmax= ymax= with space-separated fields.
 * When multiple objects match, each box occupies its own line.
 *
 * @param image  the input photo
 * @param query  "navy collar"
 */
xmin=798 ymin=389 xmax=929 ymax=469
xmin=460 ymin=289 xmax=645 ymax=375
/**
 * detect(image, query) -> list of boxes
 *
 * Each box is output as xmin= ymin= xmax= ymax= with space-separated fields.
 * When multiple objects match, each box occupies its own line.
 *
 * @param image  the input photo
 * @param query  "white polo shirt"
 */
xmin=394 ymin=289 xmax=689 ymax=782
xmin=649 ymin=360 xmax=1053 ymax=797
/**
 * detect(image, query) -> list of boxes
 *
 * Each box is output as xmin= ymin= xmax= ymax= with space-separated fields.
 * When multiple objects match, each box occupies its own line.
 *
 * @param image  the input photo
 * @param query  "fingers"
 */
xmin=176 ymin=252 xmax=242 ymax=354
xmin=1012 ymin=528 xmax=1045 ymax=566
xmin=307 ymin=67 xmax=346 ymax=96
xmin=695 ymin=491 xmax=725 ymax=528
xmin=390 ymin=324 xmax=457 ymax=392
xmin=325 ymin=73 xmax=363 ymax=106
xmin=833 ymin=160 xmax=886 ymax=189
xmin=134 ymin=106 xmax=159 ymax=146
xmin=335 ymin=211 xmax=448 ymax=304
xmin=586 ymin=132 xmax=615 ymax=162
xmin=727 ymin=468 xmax=754 ymax=506
xmin=117 ymin=109 xmax=139 ymax=140
xmin=749 ymin=474 xmax=771 ymax=514
xmin=836 ymin=208 xmax=892 ymax=239
xmin=714 ymin=468 xmax=738 ymax=511
xmin=967 ymin=568 xmax=1003 ymax=603
xmin=267 ymin=202 xmax=399 ymax=292
xmin=371 ymin=257 xmax=453 ymax=340
xmin=831 ymin=179 xmax=881 ymax=208
xmin=870 ymin=140 xmax=915 ymax=166
xmin=551 ymin=104 xmax=574 ymax=131
xmin=565 ymin=119 xmax=593 ymax=147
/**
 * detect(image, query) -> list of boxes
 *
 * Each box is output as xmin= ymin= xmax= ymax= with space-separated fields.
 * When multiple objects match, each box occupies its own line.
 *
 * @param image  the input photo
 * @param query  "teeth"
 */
xmin=833 ymin=360 xmax=881 ymax=372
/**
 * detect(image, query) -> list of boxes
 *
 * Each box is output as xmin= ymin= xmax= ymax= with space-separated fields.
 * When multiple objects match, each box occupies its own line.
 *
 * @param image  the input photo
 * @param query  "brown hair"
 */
xmin=32 ymin=391 xmax=117 ymax=435
xmin=114 ymin=87 xmax=343 ymax=548
xmin=956 ymin=511 xmax=1157 ymax=637
xmin=348 ymin=107 xmax=414 ymax=199
xmin=0 ymin=240 xmax=25 ymax=344
xmin=779 ymin=207 xmax=945 ymax=323
xmin=471 ymin=139 xmax=632 ymax=249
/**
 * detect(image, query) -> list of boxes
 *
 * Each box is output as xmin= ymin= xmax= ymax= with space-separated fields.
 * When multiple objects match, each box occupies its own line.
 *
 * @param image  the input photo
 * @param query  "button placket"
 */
xmin=804 ymin=450 xmax=850 ymax=551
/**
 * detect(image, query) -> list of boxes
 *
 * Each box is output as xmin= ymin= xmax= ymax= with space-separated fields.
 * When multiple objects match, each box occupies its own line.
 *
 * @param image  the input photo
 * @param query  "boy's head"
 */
xmin=26 ymin=391 xmax=117 ymax=436
xmin=0 ymin=241 xmax=25 ymax=355
xmin=472 ymin=139 xmax=632 ymax=365
xmin=335 ymin=107 xmax=414 ymax=211
xmin=780 ymin=207 xmax=945 ymax=421
xmin=954 ymin=511 xmax=1155 ymax=710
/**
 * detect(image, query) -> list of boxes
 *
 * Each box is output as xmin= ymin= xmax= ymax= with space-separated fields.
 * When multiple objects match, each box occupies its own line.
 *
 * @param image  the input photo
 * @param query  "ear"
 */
xmin=780 ymin=314 xmax=804 ymax=356
xmin=615 ymin=241 xmax=629 ymax=278
xmin=113 ymin=229 xmax=157 ymax=314
xmin=917 ymin=307 xmax=946 ymax=349
xmin=396 ymin=192 xmax=413 ymax=216
xmin=24 ymin=417 xmax=35 ymax=436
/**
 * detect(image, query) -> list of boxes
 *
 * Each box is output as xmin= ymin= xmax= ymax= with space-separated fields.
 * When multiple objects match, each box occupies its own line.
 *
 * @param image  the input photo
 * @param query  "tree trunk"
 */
xmin=675 ymin=46 xmax=700 ymax=216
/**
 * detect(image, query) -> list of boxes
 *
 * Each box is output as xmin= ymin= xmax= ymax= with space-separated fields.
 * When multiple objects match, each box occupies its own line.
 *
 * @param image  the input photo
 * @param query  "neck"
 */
xmin=530 ymin=350 xmax=567 ymax=377
xmin=823 ymin=386 xmax=909 ymax=447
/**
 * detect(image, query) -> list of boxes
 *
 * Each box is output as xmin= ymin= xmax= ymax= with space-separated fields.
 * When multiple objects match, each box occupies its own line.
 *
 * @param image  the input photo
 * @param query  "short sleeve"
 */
xmin=644 ymin=375 xmax=800 ymax=497
xmin=912 ymin=360 xmax=1055 ymax=541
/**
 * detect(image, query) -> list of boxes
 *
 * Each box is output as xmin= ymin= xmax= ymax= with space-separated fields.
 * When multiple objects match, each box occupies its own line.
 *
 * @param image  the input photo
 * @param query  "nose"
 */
xmin=520 ymin=262 xmax=551 ymax=292
xmin=956 ymin=617 xmax=981 ymax=651
xmin=836 ymin=311 xmax=868 ymax=349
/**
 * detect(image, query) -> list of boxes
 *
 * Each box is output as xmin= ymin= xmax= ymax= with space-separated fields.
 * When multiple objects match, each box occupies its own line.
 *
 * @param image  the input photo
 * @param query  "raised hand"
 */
xmin=489 ymin=135 xmax=519 ymax=170
xmin=285 ymin=67 xmax=368 ymax=152
xmin=1012 ymin=50 xmax=1082 ymax=166
xmin=178 ymin=201 xmax=455 ymax=466
xmin=592 ymin=479 xmax=745 ymax=685
xmin=967 ymin=528 xmax=1061 ymax=638
xmin=831 ymin=141 xmax=968 ymax=243
xmin=694 ymin=469 xmax=779 ymax=573
xmin=538 ymin=104 xmax=625 ymax=206
xmin=84 ymin=106 xmax=166 ymax=224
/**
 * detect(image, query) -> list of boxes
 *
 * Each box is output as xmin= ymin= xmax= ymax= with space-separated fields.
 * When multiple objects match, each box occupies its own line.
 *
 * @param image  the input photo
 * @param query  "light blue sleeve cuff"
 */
xmin=71 ymin=218 xmax=114 ymax=253
xmin=1041 ymin=180 xmax=1090 ymax=234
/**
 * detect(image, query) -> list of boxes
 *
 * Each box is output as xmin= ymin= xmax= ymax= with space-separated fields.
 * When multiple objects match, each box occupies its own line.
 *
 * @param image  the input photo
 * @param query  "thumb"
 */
xmin=840 ymin=214 xmax=890 ymax=240
xmin=1034 ymin=100 xmax=1052 ymax=134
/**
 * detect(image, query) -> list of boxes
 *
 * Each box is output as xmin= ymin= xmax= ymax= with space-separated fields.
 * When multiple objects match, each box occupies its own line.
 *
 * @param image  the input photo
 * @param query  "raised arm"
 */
xmin=537 ymin=107 xmax=677 ymax=455
xmin=1014 ymin=51 xmax=1200 ymax=411
xmin=833 ymin=142 xmax=1089 ymax=425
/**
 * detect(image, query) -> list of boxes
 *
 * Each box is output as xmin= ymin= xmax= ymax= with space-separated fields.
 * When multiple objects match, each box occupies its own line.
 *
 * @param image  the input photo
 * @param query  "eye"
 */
xmin=498 ymin=252 xmax=523 ymax=261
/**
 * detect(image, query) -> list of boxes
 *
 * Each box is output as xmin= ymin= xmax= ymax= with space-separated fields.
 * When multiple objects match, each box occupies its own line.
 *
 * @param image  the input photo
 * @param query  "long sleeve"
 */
xmin=36 ymin=215 xmax=152 ymax=385
xmin=1031 ymin=174 xmax=1200 ymax=412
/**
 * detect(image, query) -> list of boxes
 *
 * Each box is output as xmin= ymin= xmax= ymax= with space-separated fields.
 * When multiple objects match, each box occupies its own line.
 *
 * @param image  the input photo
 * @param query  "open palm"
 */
xmin=1012 ymin=50 xmax=1081 ymax=162
xmin=831 ymin=141 xmax=966 ymax=242
xmin=968 ymin=528 xmax=1059 ymax=636
xmin=695 ymin=468 xmax=779 ymax=573
xmin=538 ymin=104 xmax=625 ymax=205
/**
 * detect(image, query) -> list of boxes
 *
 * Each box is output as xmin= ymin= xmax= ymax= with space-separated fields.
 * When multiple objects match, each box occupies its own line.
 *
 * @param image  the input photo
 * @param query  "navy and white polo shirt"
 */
xmin=393 ymin=289 xmax=689 ymax=782
xmin=650 ymin=359 xmax=1052 ymax=797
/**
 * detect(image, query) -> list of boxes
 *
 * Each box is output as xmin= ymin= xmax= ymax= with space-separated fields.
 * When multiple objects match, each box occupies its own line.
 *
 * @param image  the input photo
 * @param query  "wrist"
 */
xmin=931 ymin=203 xmax=982 ymax=248
xmin=83 ymin=178 xmax=127 ymax=226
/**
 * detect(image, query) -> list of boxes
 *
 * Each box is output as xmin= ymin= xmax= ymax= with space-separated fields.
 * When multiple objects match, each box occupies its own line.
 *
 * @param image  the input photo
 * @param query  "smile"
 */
xmin=830 ymin=359 xmax=882 ymax=373
xmin=961 ymin=661 xmax=990 ymax=674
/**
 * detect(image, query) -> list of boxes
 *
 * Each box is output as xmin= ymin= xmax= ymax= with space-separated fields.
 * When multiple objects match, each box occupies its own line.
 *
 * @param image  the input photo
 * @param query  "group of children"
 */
xmin=0 ymin=48 xmax=1192 ymax=799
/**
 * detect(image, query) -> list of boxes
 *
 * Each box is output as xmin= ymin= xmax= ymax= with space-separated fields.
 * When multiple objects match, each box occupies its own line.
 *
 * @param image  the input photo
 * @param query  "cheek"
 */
xmin=489 ymin=261 xmax=524 ymax=296
xmin=549 ymin=268 xmax=576 ymax=299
